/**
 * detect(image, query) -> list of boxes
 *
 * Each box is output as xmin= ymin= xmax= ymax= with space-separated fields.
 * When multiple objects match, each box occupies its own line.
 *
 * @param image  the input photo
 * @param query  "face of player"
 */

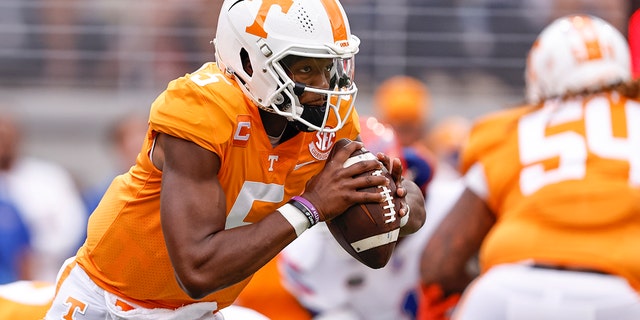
xmin=282 ymin=57 xmax=333 ymax=107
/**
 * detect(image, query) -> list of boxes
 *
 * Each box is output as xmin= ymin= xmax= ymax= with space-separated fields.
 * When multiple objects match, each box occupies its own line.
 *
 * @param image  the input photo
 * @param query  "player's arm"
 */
xmin=417 ymin=188 xmax=495 ymax=318
xmin=156 ymin=133 xmax=386 ymax=299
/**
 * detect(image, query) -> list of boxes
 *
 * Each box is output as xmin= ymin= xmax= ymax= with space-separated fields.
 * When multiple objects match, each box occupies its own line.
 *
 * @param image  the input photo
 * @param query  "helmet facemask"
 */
xmin=267 ymin=52 xmax=357 ymax=132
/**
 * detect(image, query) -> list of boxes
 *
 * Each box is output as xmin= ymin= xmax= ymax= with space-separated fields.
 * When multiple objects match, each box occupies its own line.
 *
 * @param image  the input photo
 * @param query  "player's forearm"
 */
xmin=171 ymin=210 xmax=298 ymax=299
xmin=420 ymin=189 xmax=492 ymax=294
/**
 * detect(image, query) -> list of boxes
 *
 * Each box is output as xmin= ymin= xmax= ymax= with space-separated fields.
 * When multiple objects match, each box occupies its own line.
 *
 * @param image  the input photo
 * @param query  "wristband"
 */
xmin=290 ymin=196 xmax=320 ymax=225
xmin=400 ymin=203 xmax=410 ymax=227
xmin=278 ymin=203 xmax=310 ymax=236
xmin=288 ymin=199 xmax=315 ymax=227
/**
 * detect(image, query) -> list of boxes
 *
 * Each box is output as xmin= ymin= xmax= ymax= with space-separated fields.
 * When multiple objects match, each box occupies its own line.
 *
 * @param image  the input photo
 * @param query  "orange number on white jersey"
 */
xmin=518 ymin=96 xmax=640 ymax=195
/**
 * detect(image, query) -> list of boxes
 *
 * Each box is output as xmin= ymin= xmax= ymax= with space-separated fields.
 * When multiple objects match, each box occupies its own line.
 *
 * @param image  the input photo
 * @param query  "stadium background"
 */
xmin=0 ymin=0 xmax=635 ymax=189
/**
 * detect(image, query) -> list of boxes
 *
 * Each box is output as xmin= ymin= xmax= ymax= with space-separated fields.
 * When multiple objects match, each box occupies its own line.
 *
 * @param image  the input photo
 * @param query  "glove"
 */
xmin=416 ymin=283 xmax=461 ymax=320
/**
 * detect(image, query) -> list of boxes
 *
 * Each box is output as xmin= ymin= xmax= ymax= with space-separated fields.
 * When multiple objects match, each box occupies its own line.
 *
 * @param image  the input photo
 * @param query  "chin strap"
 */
xmin=292 ymin=104 xmax=327 ymax=132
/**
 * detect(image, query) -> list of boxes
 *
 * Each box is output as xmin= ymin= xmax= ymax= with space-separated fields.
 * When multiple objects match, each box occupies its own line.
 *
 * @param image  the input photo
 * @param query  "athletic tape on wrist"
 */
xmin=278 ymin=203 xmax=310 ymax=236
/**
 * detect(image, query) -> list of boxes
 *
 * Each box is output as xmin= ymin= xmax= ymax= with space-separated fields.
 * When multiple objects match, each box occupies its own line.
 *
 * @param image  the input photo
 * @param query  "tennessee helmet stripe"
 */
xmin=319 ymin=0 xmax=348 ymax=42
xmin=570 ymin=16 xmax=604 ymax=62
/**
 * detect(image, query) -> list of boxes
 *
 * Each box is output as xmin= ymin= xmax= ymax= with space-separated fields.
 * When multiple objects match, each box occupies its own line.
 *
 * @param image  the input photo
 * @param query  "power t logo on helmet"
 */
xmin=525 ymin=14 xmax=630 ymax=104
xmin=214 ymin=0 xmax=360 ymax=132
xmin=245 ymin=0 xmax=294 ymax=39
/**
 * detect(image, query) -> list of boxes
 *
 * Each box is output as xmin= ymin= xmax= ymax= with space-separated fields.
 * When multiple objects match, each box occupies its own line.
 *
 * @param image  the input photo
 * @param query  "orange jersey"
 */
xmin=461 ymin=92 xmax=640 ymax=290
xmin=75 ymin=63 xmax=360 ymax=309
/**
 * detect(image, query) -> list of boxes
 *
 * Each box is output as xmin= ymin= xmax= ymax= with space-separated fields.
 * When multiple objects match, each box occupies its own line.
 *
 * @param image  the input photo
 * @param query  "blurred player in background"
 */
xmin=420 ymin=116 xmax=471 ymax=248
xmin=0 ymin=113 xmax=86 ymax=283
xmin=45 ymin=0 xmax=425 ymax=319
xmin=0 ymin=116 xmax=33 ymax=283
xmin=275 ymin=116 xmax=435 ymax=320
xmin=234 ymin=254 xmax=313 ymax=320
xmin=0 ymin=198 xmax=32 ymax=284
xmin=375 ymin=75 xmax=436 ymax=195
xmin=418 ymin=14 xmax=640 ymax=319
xmin=425 ymin=116 xmax=470 ymax=181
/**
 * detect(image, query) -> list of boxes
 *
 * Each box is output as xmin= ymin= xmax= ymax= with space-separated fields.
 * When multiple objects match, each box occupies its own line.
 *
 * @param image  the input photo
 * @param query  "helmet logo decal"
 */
xmin=569 ymin=16 xmax=605 ymax=63
xmin=319 ymin=0 xmax=348 ymax=43
xmin=245 ymin=0 xmax=294 ymax=38
xmin=309 ymin=130 xmax=336 ymax=160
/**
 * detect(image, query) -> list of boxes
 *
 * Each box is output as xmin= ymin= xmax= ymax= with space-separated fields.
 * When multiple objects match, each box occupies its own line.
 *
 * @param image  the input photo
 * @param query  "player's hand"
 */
xmin=377 ymin=152 xmax=409 ymax=219
xmin=301 ymin=140 xmax=388 ymax=221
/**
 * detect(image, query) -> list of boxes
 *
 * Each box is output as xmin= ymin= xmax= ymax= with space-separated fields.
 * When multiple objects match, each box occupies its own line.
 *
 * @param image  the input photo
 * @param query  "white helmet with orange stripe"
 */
xmin=525 ymin=14 xmax=630 ymax=104
xmin=214 ymin=0 xmax=360 ymax=132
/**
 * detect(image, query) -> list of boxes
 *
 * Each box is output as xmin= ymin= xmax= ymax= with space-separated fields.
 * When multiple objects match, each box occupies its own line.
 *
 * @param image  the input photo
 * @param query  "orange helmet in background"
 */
xmin=426 ymin=116 xmax=471 ymax=172
xmin=374 ymin=76 xmax=431 ymax=126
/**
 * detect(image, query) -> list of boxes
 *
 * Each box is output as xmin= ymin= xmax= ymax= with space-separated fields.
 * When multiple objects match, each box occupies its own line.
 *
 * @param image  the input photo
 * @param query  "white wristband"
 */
xmin=279 ymin=203 xmax=311 ymax=236
xmin=400 ymin=203 xmax=410 ymax=227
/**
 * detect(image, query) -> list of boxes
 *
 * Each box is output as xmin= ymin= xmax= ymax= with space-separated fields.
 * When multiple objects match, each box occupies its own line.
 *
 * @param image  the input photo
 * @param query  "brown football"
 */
xmin=325 ymin=138 xmax=401 ymax=269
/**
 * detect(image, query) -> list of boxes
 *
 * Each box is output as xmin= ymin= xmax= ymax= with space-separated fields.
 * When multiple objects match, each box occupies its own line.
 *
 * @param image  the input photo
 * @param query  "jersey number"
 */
xmin=225 ymin=182 xmax=285 ymax=229
xmin=190 ymin=63 xmax=231 ymax=86
xmin=518 ymin=96 xmax=640 ymax=195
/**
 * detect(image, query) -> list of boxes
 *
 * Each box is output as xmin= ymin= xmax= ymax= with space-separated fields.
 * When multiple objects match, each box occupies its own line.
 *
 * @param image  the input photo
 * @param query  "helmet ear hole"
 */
xmin=240 ymin=48 xmax=253 ymax=76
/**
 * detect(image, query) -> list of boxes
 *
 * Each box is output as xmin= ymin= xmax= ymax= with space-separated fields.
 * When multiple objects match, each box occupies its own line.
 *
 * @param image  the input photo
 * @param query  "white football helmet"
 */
xmin=525 ymin=14 xmax=630 ymax=103
xmin=214 ymin=0 xmax=360 ymax=132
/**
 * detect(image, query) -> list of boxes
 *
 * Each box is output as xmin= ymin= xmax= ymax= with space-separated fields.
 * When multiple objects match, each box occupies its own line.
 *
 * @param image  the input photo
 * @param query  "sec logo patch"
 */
xmin=309 ymin=130 xmax=336 ymax=160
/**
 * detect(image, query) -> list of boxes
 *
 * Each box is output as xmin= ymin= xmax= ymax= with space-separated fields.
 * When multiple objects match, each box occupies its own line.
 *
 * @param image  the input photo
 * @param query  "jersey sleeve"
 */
xmin=149 ymin=72 xmax=241 ymax=157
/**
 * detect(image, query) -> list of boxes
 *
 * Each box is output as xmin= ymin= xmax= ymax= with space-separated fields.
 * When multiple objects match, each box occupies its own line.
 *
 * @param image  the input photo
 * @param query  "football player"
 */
xmin=374 ymin=75 xmax=436 ymax=195
xmin=418 ymin=14 xmax=640 ymax=320
xmin=44 ymin=0 xmax=426 ymax=319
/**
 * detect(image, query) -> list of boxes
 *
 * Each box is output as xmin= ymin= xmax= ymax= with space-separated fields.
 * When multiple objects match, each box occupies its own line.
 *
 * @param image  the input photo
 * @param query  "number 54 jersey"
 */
xmin=461 ymin=92 xmax=640 ymax=290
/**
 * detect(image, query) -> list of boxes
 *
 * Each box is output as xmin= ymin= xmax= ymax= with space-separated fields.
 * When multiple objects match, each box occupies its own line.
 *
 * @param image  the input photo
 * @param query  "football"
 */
xmin=325 ymin=138 xmax=402 ymax=269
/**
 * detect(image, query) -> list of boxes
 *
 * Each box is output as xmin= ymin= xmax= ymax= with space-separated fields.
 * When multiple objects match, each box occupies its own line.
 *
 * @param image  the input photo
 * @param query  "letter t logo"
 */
xmin=245 ymin=0 xmax=294 ymax=38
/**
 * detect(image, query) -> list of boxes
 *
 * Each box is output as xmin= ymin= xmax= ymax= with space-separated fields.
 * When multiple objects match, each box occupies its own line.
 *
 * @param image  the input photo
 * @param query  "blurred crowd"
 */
xmin=0 ymin=0 xmax=632 ymax=91
xmin=2 ymin=0 xmax=222 ymax=89
xmin=0 ymin=111 xmax=148 ymax=286
xmin=0 ymin=1 xmax=638 ymax=320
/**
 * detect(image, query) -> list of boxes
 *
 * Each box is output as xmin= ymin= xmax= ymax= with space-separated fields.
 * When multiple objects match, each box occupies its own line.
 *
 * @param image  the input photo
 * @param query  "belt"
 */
xmin=532 ymin=263 xmax=608 ymax=275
